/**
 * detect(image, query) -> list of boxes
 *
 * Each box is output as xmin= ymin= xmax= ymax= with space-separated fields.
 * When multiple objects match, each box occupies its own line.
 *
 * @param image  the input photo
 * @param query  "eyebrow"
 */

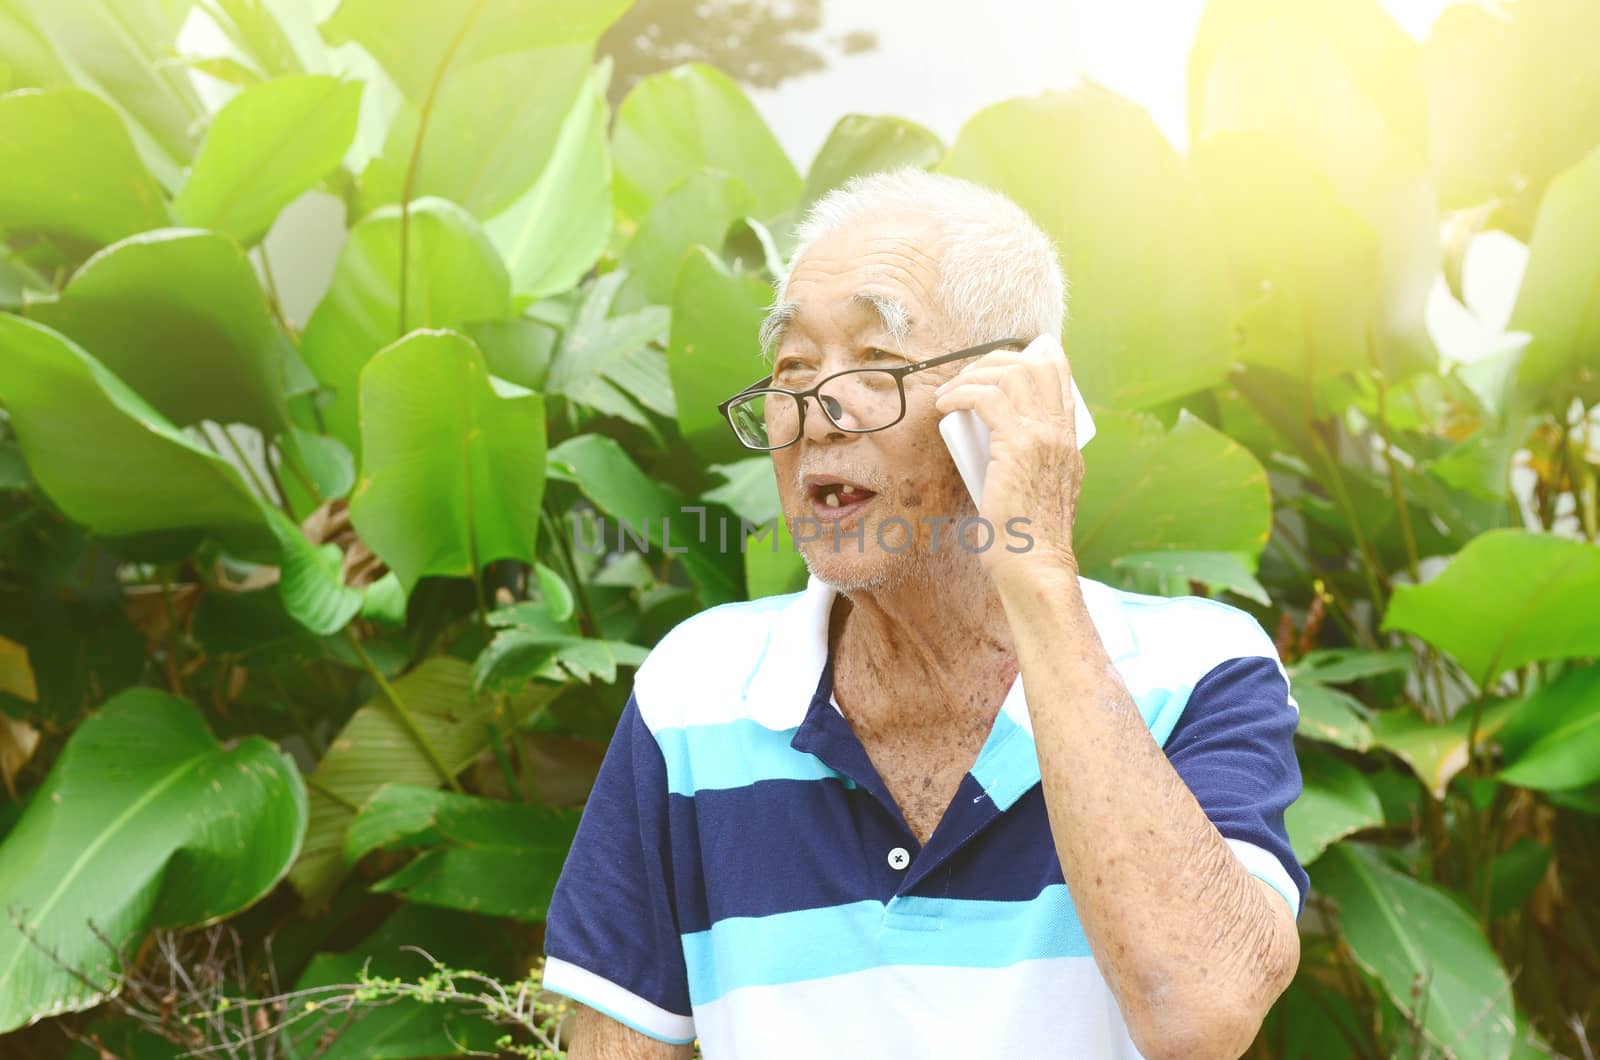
xmin=759 ymin=292 xmax=915 ymax=360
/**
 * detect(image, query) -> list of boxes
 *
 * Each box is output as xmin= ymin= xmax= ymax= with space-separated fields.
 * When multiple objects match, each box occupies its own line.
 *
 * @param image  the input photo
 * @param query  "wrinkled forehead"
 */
xmin=767 ymin=217 xmax=948 ymax=352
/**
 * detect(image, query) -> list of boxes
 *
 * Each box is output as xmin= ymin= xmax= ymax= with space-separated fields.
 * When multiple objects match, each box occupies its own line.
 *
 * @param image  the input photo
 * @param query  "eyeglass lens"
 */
xmin=730 ymin=370 xmax=905 ymax=448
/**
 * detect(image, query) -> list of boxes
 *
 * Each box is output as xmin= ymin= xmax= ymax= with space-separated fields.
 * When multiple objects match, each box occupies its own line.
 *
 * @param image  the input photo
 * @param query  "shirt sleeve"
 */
xmin=1163 ymin=653 xmax=1310 ymax=919
xmin=542 ymin=692 xmax=696 ymax=1044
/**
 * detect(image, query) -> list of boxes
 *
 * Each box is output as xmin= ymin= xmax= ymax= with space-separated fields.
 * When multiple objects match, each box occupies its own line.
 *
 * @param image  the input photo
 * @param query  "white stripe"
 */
xmin=541 ymin=958 xmax=696 ymax=1044
xmin=1226 ymin=837 xmax=1301 ymax=915
xmin=690 ymin=956 xmax=1148 ymax=1059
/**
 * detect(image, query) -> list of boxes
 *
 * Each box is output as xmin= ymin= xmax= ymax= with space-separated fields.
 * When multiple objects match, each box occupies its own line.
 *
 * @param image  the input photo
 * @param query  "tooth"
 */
xmin=824 ymin=491 xmax=840 ymax=508
xmin=841 ymin=484 xmax=855 ymax=494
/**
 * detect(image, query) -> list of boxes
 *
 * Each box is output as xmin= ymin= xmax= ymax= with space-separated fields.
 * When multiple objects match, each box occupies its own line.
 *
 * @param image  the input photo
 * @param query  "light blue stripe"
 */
xmin=654 ymin=719 xmax=845 ymax=797
xmin=681 ymin=885 xmax=1090 ymax=1005
xmin=969 ymin=710 xmax=1037 ymax=809
xmin=1138 ymin=685 xmax=1194 ymax=748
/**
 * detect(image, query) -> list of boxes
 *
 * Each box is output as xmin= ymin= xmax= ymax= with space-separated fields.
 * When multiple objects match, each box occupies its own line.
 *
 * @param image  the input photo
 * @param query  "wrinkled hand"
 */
xmin=932 ymin=333 xmax=1084 ymax=583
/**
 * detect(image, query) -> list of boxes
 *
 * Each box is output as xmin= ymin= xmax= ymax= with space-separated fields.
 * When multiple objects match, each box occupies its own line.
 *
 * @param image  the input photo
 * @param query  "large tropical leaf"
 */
xmin=1191 ymin=133 xmax=1379 ymax=406
xmin=1285 ymin=752 xmax=1383 ymax=865
xmin=668 ymin=247 xmax=773 ymax=465
xmin=484 ymin=58 xmax=612 ymax=301
xmin=543 ymin=271 xmax=671 ymax=429
xmin=1382 ymin=530 xmax=1600 ymax=687
xmin=26 ymin=229 xmax=306 ymax=433
xmin=317 ymin=0 xmax=629 ymax=102
xmin=1498 ymin=665 xmax=1600 ymax=792
xmin=611 ymin=62 xmax=801 ymax=224
xmin=617 ymin=169 xmax=756 ymax=312
xmin=1071 ymin=408 xmax=1273 ymax=576
xmin=347 ymin=330 xmax=545 ymax=591
xmin=287 ymin=656 xmax=557 ymax=908
xmin=21 ymin=0 xmax=204 ymax=184
xmin=0 ymin=689 xmax=306 ymax=1033
xmin=1188 ymin=0 xmax=1438 ymax=382
xmin=803 ymin=114 xmax=944 ymax=204
xmin=1368 ymin=699 xmax=1520 ymax=800
xmin=0 ymin=87 xmax=169 ymax=245
xmin=1507 ymin=145 xmax=1600 ymax=403
xmin=1423 ymin=0 xmax=1600 ymax=240
xmin=1314 ymin=843 xmax=1516 ymax=1060
xmin=299 ymin=197 xmax=511 ymax=456
xmin=0 ymin=315 xmax=266 ymax=538
xmin=358 ymin=45 xmax=588 ymax=220
xmin=173 ymin=74 xmax=363 ymax=245
xmin=941 ymin=85 xmax=1235 ymax=411
xmin=344 ymin=784 xmax=579 ymax=920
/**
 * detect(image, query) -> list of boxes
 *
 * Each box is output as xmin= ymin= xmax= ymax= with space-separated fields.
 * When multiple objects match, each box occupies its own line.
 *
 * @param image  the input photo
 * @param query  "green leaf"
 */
xmin=473 ymin=629 xmax=646 ymax=695
xmin=26 ymin=229 xmax=303 ymax=433
xmin=173 ymin=75 xmax=362 ymax=245
xmin=1290 ymin=680 xmax=1373 ymax=751
xmin=204 ymin=0 xmax=305 ymax=80
xmin=344 ymin=784 xmax=579 ymax=920
xmin=23 ymin=0 xmax=204 ymax=183
xmin=941 ymin=85 xmax=1235 ymax=410
xmin=1508 ymin=145 xmax=1600 ymax=403
xmin=358 ymin=45 xmax=589 ymax=219
xmin=0 ymin=689 xmax=305 ymax=1032
xmin=1313 ymin=843 xmax=1516 ymax=1060
xmin=1285 ymin=752 xmax=1383 ymax=865
xmin=299 ymin=198 xmax=512 ymax=458
xmin=1191 ymin=134 xmax=1379 ymax=404
xmin=803 ymin=114 xmax=944 ymax=204
xmin=0 ymin=87 xmax=169 ymax=245
xmin=1382 ymin=530 xmax=1600 ymax=687
xmin=1424 ymin=0 xmax=1600 ymax=240
xmin=704 ymin=457 xmax=781 ymax=527
xmin=1368 ymin=699 xmax=1521 ymax=799
xmin=484 ymin=58 xmax=612 ymax=301
xmin=348 ymin=330 xmax=544 ymax=591
xmin=668 ymin=247 xmax=773 ymax=465
xmin=1188 ymin=0 xmax=1438 ymax=382
xmin=263 ymin=507 xmax=363 ymax=636
xmin=746 ymin=516 xmax=807 ymax=599
xmin=1109 ymin=550 xmax=1268 ymax=605
xmin=1071 ymin=409 xmax=1272 ymax=576
xmin=545 ymin=271 xmax=670 ymax=422
xmin=0 ymin=315 xmax=266 ymax=539
xmin=318 ymin=0 xmax=629 ymax=102
xmin=618 ymin=169 xmax=757 ymax=312
xmin=288 ymin=657 xmax=556 ymax=908
xmin=1497 ymin=665 xmax=1600 ymax=791
xmin=534 ymin=562 xmax=574 ymax=623
xmin=547 ymin=433 xmax=678 ymax=529
xmin=611 ymin=62 xmax=801 ymax=224
xmin=1292 ymin=648 xmax=1413 ymax=685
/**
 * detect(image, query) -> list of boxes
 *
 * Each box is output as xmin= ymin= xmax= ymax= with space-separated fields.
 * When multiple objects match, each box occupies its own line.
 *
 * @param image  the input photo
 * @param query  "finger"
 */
xmin=933 ymin=381 xmax=1017 ymax=427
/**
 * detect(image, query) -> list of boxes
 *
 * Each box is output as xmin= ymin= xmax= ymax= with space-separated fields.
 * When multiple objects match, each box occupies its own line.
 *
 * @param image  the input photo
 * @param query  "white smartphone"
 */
xmin=939 ymin=376 xmax=1094 ymax=507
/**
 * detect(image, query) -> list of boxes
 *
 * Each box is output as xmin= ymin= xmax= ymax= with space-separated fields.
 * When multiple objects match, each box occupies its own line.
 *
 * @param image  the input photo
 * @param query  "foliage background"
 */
xmin=1 ymin=0 xmax=1598 ymax=1057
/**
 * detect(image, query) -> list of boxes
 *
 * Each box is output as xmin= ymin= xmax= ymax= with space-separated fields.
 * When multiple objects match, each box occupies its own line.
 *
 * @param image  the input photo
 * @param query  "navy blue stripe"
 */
xmin=1166 ymin=655 xmax=1310 ymax=915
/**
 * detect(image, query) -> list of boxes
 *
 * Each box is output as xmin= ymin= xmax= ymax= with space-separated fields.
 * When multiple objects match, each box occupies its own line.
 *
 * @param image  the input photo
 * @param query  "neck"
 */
xmin=827 ymin=552 xmax=1019 ymax=738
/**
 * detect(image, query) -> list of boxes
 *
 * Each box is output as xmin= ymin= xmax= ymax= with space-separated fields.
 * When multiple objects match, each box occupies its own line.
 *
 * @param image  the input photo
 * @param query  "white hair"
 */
xmin=763 ymin=167 xmax=1068 ymax=355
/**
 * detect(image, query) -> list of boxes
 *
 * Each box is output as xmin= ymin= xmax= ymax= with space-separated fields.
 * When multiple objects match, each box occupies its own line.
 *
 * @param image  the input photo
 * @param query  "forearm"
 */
xmin=567 ymin=1005 xmax=695 ymax=1060
xmin=996 ymin=563 xmax=1297 ymax=1059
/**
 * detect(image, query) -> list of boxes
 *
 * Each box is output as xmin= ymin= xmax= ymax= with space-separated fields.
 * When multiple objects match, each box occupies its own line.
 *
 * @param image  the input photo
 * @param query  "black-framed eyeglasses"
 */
xmin=716 ymin=338 xmax=1026 ymax=452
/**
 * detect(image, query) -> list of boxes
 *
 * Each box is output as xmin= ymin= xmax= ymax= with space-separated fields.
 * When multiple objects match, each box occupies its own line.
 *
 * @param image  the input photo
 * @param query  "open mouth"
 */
xmin=805 ymin=477 xmax=879 ymax=519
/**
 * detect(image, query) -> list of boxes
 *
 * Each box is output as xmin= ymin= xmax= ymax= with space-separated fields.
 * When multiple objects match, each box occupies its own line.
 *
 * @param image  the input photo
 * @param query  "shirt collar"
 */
xmin=740 ymin=570 xmax=1138 ymax=732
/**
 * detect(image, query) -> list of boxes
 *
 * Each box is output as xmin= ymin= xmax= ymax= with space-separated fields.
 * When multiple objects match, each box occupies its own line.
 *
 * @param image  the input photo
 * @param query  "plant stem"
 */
xmin=544 ymin=499 xmax=600 ymax=637
xmin=220 ymin=424 xmax=286 ymax=514
xmin=1370 ymin=354 xmax=1420 ymax=585
xmin=396 ymin=2 xmax=486 ymax=336
xmin=344 ymin=628 xmax=462 ymax=793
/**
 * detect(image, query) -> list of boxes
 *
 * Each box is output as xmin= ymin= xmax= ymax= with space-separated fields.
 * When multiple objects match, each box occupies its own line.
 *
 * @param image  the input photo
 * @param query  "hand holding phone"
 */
xmin=939 ymin=365 xmax=1094 ymax=508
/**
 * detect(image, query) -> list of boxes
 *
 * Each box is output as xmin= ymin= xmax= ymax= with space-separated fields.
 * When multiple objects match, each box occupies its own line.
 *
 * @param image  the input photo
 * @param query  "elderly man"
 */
xmin=541 ymin=169 xmax=1305 ymax=1059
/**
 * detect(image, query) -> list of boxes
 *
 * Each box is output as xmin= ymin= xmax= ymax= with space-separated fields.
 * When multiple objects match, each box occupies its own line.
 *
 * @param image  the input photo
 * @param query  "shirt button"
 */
xmin=887 ymin=847 xmax=911 ymax=871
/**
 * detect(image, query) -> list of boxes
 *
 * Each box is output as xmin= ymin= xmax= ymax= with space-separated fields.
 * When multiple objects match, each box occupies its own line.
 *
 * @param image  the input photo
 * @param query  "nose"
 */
xmin=799 ymin=392 xmax=847 ymax=443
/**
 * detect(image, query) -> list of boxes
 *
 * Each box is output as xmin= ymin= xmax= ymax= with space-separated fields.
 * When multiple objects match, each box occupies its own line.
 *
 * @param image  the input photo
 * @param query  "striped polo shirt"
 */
xmin=542 ymin=573 xmax=1307 ymax=1058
